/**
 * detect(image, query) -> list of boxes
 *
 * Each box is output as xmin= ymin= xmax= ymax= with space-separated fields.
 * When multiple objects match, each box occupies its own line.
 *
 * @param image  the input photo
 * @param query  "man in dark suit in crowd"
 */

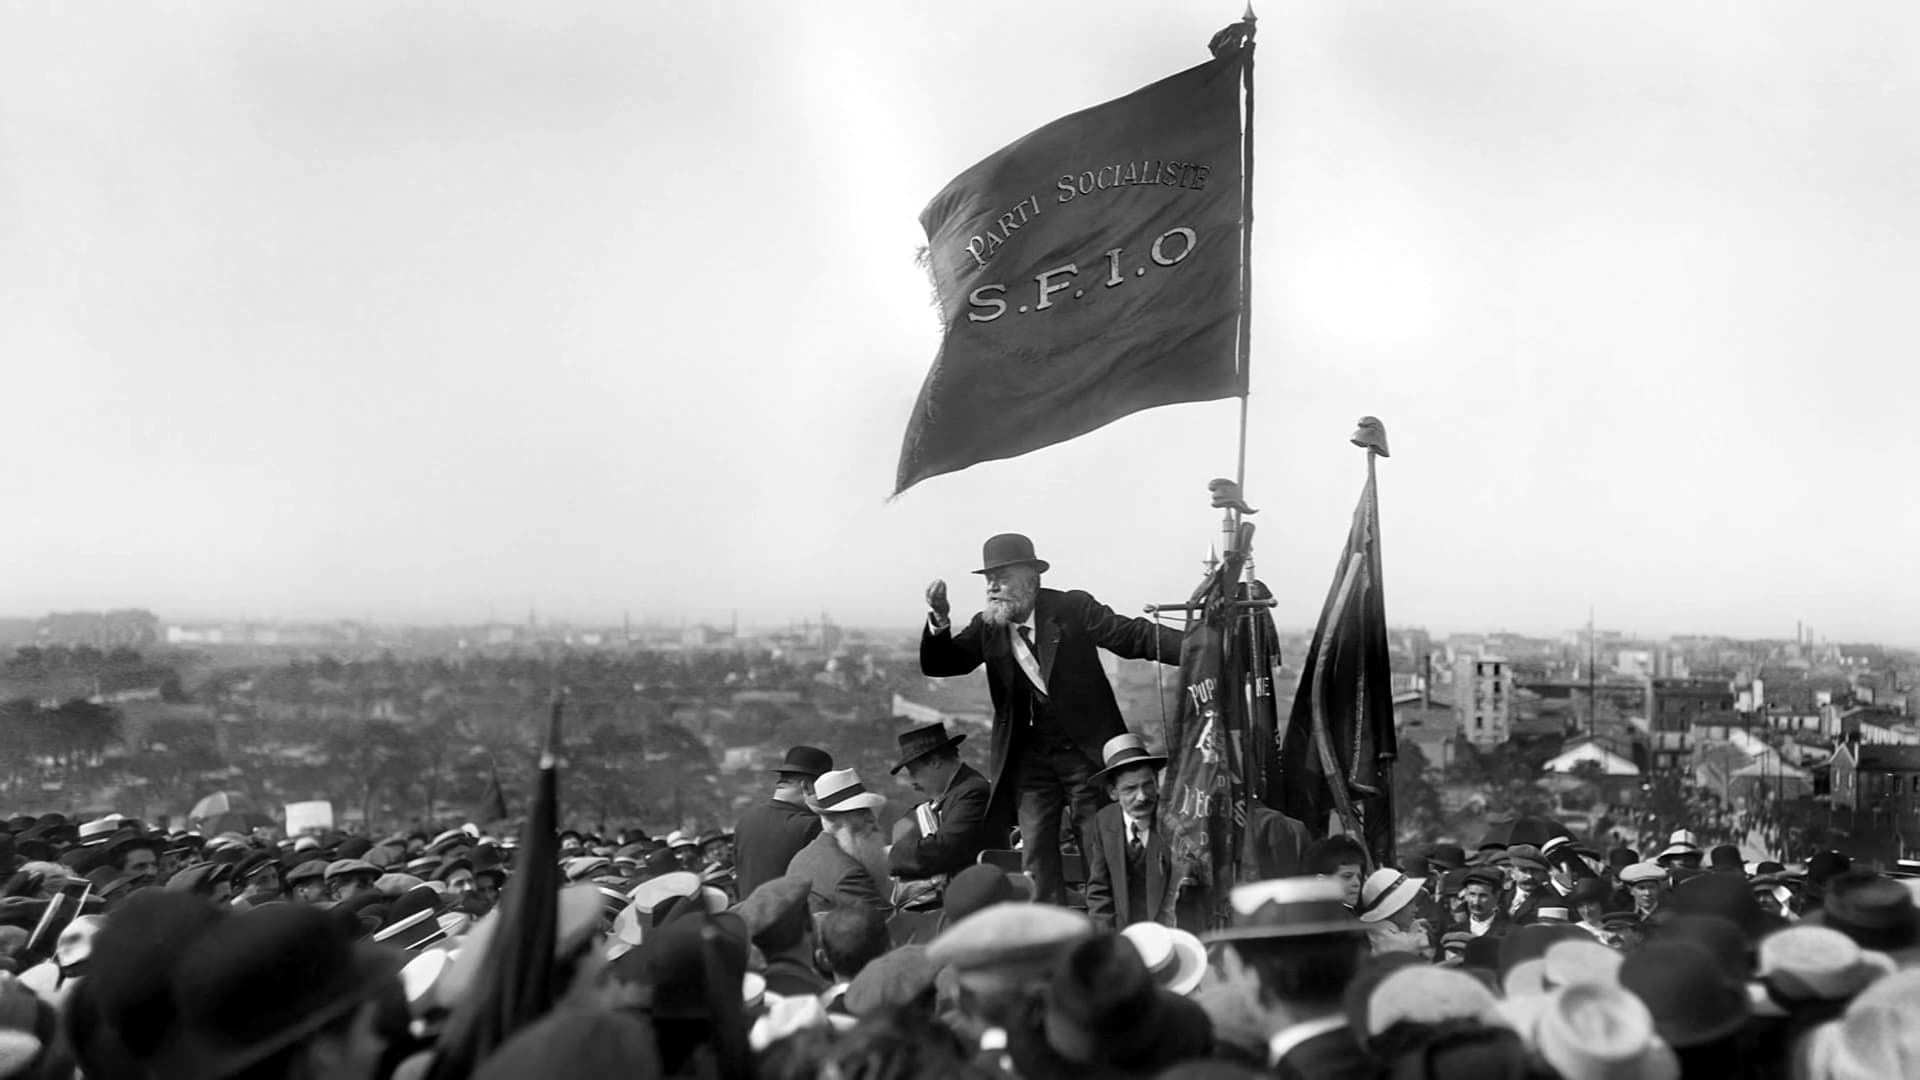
xmin=1209 ymin=878 xmax=1377 ymax=1080
xmin=888 ymin=722 xmax=997 ymax=881
xmin=732 ymin=745 xmax=833 ymax=901
xmin=921 ymin=533 xmax=1184 ymax=905
xmin=1083 ymin=735 xmax=1178 ymax=931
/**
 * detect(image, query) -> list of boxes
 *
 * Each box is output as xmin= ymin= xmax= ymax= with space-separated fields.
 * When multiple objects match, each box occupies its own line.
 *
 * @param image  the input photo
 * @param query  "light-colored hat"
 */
xmin=1799 ymin=969 xmax=1920 ymax=1080
xmin=1543 ymin=939 xmax=1624 ymax=990
xmin=1355 ymin=868 xmax=1423 ymax=925
xmin=1756 ymin=926 xmax=1894 ymax=1006
xmin=666 ymin=831 xmax=698 ymax=850
xmin=1088 ymin=734 xmax=1167 ymax=787
xmin=1533 ymin=983 xmax=1680 ymax=1080
xmin=400 ymin=950 xmax=452 ymax=1015
xmin=1205 ymin=878 xmax=1365 ymax=943
xmin=927 ymin=902 xmax=1093 ymax=988
xmin=1366 ymin=966 xmax=1505 ymax=1036
xmin=805 ymin=769 xmax=887 ymax=814
xmin=1119 ymin=922 xmax=1207 ymax=996
xmin=1620 ymin=863 xmax=1668 ymax=886
xmin=78 ymin=815 xmax=123 ymax=845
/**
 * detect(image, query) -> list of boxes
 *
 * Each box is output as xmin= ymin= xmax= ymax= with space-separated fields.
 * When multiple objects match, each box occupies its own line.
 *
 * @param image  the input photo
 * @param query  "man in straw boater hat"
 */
xmin=1082 ymin=733 xmax=1181 ymax=932
xmin=886 ymin=720 xmax=997 ymax=882
xmin=732 ymin=744 xmax=834 ymax=901
xmin=1206 ymin=877 xmax=1376 ymax=1079
xmin=921 ymin=532 xmax=1184 ymax=906
xmin=786 ymin=768 xmax=894 ymax=915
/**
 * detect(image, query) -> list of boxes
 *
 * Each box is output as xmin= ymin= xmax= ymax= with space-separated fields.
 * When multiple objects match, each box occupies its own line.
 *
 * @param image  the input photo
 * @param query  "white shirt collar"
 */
xmin=1267 ymin=1014 xmax=1349 ymax=1066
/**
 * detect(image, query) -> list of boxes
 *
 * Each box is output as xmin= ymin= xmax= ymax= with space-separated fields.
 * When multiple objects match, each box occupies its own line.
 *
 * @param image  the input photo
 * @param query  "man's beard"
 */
xmin=833 ymin=825 xmax=892 ymax=891
xmin=981 ymin=579 xmax=1038 ymax=628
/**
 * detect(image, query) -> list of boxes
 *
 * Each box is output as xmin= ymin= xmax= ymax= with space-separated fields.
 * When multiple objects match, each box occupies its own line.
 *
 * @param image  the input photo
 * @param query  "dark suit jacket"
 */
xmin=888 ymin=763 xmax=998 ymax=879
xmin=785 ymin=831 xmax=890 ymax=915
xmin=1083 ymin=803 xmax=1176 ymax=931
xmin=1273 ymin=1024 xmax=1380 ymax=1080
xmin=920 ymin=588 xmax=1183 ymax=826
xmin=732 ymin=797 xmax=821 ymax=902
xmin=1243 ymin=805 xmax=1312 ymax=881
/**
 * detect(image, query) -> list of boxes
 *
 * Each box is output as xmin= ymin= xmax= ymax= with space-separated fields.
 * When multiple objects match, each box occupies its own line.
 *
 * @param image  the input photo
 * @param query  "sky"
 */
xmin=3 ymin=1 xmax=1918 ymax=645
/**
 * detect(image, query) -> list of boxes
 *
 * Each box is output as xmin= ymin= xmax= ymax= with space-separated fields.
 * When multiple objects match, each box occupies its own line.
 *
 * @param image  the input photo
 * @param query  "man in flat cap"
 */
xmin=922 ymin=532 xmax=1183 ymax=905
xmin=928 ymin=902 xmax=1095 ymax=1068
xmin=1457 ymin=867 xmax=1510 ymax=939
xmin=734 ymin=745 xmax=834 ymax=902
xmin=887 ymin=721 xmax=996 ymax=883
xmin=287 ymin=860 xmax=330 ymax=904
xmin=736 ymin=876 xmax=829 ymax=997
xmin=1620 ymin=862 xmax=1670 ymax=919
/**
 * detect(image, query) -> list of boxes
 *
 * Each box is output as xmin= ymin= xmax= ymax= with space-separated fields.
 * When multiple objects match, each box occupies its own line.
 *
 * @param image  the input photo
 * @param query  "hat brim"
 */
xmin=1358 ymin=877 xmax=1425 ymax=924
xmin=1159 ymin=932 xmax=1208 ymax=996
xmin=890 ymin=734 xmax=967 ymax=774
xmin=174 ymin=943 xmax=406 ymax=1080
xmin=806 ymin=792 xmax=887 ymax=814
xmin=1089 ymin=755 xmax=1168 ymax=788
xmin=1202 ymin=920 xmax=1367 ymax=944
xmin=971 ymin=559 xmax=1049 ymax=575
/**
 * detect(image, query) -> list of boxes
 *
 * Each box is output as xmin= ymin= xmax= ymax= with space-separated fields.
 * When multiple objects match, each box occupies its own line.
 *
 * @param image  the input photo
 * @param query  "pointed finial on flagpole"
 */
xmin=1204 ymin=545 xmax=1220 ymax=575
xmin=1244 ymin=1 xmax=1256 ymax=22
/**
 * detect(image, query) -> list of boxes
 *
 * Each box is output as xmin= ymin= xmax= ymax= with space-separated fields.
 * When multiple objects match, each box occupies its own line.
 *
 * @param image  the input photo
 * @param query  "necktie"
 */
xmin=1013 ymin=625 xmax=1047 ymax=696
xmin=1128 ymin=823 xmax=1144 ymax=858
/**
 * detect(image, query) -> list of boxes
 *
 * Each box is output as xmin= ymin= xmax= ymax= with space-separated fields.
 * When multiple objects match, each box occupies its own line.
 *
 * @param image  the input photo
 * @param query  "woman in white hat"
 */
xmin=1356 ymin=867 xmax=1431 ymax=959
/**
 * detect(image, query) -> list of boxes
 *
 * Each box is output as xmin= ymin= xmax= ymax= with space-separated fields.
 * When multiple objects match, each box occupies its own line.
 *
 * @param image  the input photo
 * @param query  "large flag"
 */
xmin=1275 ymin=461 xmax=1397 ymax=868
xmin=895 ymin=27 xmax=1251 ymax=495
xmin=428 ymin=696 xmax=565 ymax=1080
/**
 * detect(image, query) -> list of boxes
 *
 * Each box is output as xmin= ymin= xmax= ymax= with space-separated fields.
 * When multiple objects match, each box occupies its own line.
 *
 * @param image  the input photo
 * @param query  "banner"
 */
xmin=1159 ymin=560 xmax=1265 ymax=924
xmin=895 ymin=39 xmax=1249 ymax=495
xmin=1276 ymin=467 xmax=1398 ymax=867
xmin=283 ymin=800 xmax=334 ymax=836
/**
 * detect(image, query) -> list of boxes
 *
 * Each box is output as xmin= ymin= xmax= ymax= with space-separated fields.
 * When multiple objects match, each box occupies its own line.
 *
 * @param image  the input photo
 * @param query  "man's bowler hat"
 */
xmin=890 ymin=722 xmax=968 ymax=774
xmin=771 ymin=746 xmax=833 ymax=779
xmin=973 ymin=533 xmax=1049 ymax=575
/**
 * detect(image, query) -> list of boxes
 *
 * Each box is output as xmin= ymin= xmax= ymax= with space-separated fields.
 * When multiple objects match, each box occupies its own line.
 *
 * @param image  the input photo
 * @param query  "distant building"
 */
xmin=38 ymin=610 xmax=160 ymax=650
xmin=1542 ymin=738 xmax=1640 ymax=777
xmin=1831 ymin=739 xmax=1920 ymax=815
xmin=1645 ymin=678 xmax=1735 ymax=774
xmin=1453 ymin=656 xmax=1513 ymax=747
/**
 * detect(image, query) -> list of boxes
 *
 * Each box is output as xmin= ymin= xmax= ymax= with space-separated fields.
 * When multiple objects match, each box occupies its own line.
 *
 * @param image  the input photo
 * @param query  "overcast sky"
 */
xmin=4 ymin=2 xmax=1918 ymax=645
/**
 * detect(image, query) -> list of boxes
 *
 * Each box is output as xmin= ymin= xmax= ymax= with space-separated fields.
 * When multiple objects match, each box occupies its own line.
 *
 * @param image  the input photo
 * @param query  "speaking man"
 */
xmin=922 ymin=533 xmax=1183 ymax=905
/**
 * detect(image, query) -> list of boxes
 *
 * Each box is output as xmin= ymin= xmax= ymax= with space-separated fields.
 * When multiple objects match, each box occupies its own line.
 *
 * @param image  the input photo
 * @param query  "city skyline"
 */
xmin=0 ymin=602 xmax=1901 ymax=653
xmin=7 ymin=3 xmax=1920 ymax=646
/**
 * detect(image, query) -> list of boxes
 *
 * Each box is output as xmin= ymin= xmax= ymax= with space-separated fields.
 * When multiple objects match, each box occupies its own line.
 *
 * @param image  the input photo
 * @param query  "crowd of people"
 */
xmin=0 ymin=725 xmax=1917 ymax=1080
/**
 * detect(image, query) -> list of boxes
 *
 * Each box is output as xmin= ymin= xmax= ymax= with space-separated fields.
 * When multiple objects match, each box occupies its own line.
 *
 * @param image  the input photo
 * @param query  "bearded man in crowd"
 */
xmin=921 ymin=533 xmax=1183 ymax=906
xmin=786 ymin=769 xmax=894 ymax=915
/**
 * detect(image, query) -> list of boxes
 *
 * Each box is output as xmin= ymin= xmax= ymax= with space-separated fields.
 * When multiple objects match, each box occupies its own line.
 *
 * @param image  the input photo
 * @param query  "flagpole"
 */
xmin=1235 ymin=3 xmax=1257 ymax=491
